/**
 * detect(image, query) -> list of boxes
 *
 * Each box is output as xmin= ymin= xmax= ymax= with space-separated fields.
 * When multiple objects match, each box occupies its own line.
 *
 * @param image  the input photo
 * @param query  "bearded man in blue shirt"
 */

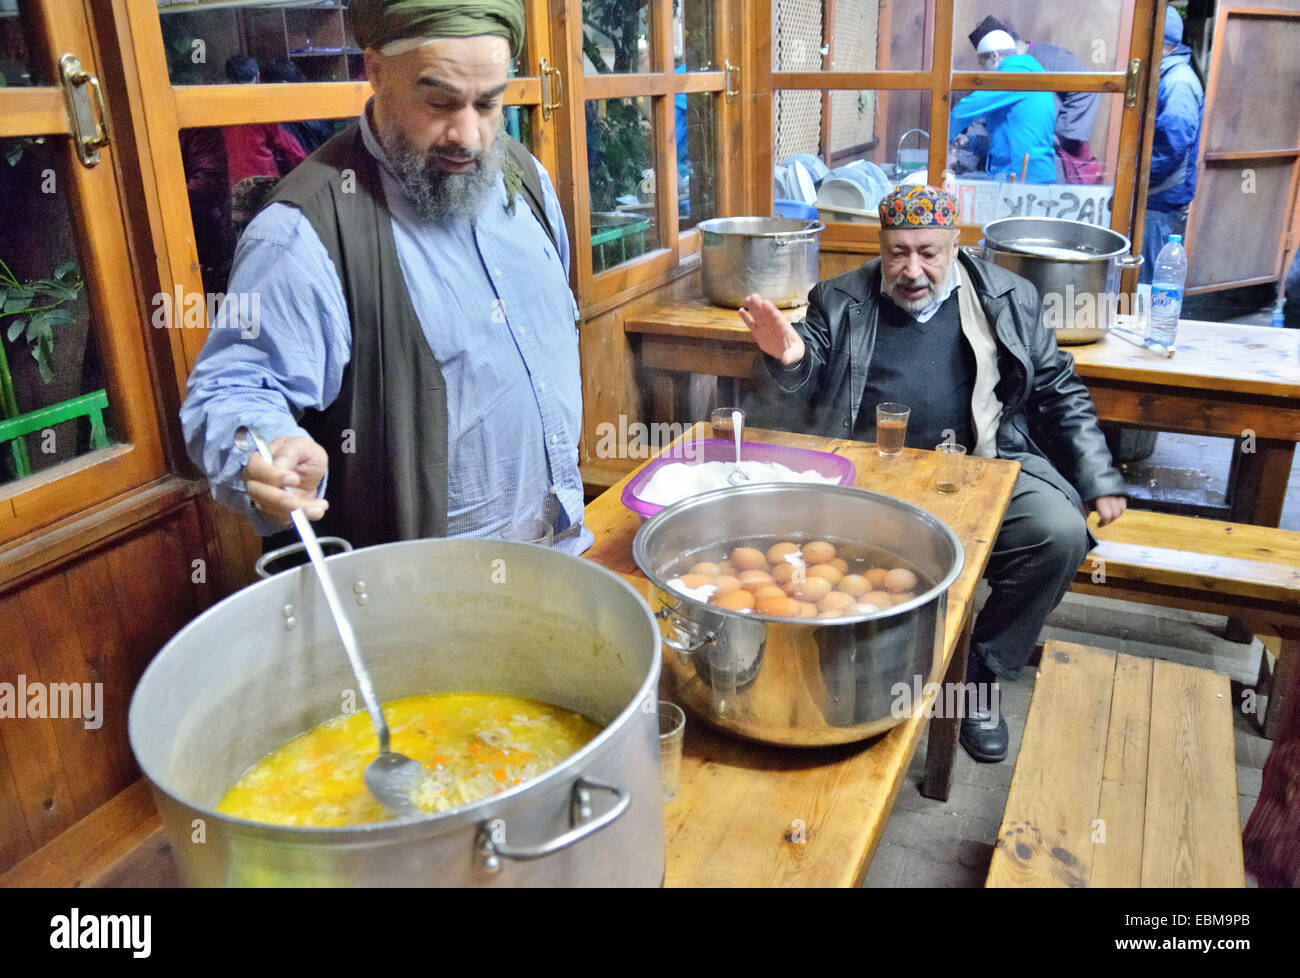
xmin=182 ymin=0 xmax=592 ymax=554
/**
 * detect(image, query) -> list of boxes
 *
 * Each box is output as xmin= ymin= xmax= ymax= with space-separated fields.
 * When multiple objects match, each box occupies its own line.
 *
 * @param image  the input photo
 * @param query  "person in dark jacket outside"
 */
xmin=740 ymin=186 xmax=1128 ymax=763
xmin=968 ymin=15 xmax=1102 ymax=184
xmin=1140 ymin=7 xmax=1204 ymax=283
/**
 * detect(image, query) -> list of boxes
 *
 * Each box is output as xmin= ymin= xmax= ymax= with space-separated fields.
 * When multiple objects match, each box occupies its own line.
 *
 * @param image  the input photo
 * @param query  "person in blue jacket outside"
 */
xmin=949 ymin=30 xmax=1056 ymax=184
xmin=1141 ymin=6 xmax=1204 ymax=283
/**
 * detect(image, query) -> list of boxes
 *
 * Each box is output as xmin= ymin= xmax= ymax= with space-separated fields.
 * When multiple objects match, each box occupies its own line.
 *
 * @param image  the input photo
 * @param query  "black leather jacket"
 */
xmin=745 ymin=251 xmax=1128 ymax=514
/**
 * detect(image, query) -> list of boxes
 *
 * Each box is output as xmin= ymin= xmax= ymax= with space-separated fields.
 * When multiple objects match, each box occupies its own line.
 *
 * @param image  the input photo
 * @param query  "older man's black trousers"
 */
xmin=966 ymin=471 xmax=1091 ymax=683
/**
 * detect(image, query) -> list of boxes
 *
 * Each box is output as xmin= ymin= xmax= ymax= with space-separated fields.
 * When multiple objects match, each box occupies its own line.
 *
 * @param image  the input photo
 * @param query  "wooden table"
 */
xmin=585 ymin=424 xmax=1019 ymax=887
xmin=1 ymin=425 xmax=1018 ymax=889
xmin=1069 ymin=320 xmax=1300 ymax=526
xmin=625 ymin=298 xmax=1300 ymax=527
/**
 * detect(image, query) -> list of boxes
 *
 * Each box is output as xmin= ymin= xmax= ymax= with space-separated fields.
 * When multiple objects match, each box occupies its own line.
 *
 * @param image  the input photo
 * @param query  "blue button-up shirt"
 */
xmin=181 ymin=108 xmax=592 ymax=554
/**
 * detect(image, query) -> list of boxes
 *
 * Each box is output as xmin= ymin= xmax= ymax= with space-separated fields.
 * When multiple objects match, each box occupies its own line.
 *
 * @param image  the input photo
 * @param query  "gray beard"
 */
xmin=379 ymin=124 xmax=507 ymax=221
xmin=882 ymin=261 xmax=959 ymax=316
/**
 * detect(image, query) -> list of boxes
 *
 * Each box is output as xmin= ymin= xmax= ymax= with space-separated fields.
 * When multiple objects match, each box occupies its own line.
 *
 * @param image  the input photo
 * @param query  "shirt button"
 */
xmin=493 ymin=268 xmax=503 ymax=277
xmin=538 ymin=380 xmax=547 ymax=391
xmin=551 ymin=435 xmax=559 ymax=445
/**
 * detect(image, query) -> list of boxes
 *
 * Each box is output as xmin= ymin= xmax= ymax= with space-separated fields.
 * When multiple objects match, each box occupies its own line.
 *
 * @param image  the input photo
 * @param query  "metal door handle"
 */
xmin=724 ymin=59 xmax=741 ymax=102
xmin=59 ymin=53 xmax=110 ymax=167
xmin=540 ymin=58 xmax=564 ymax=120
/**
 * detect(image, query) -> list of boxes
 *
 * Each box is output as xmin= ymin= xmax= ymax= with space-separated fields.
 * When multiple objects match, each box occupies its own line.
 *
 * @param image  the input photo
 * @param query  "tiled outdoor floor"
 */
xmin=864 ymin=413 xmax=1295 ymax=888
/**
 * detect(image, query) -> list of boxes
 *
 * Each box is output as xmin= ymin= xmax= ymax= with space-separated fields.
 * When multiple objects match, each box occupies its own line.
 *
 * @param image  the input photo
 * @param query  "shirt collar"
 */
xmin=359 ymin=98 xmax=398 ymax=180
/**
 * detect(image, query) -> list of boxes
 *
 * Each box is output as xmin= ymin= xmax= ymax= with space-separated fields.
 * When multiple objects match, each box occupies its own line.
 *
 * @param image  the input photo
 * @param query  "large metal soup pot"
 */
xmin=698 ymin=216 xmax=824 ymax=309
xmin=979 ymin=217 xmax=1143 ymax=344
xmin=633 ymin=484 xmax=965 ymax=747
xmin=128 ymin=540 xmax=664 ymax=887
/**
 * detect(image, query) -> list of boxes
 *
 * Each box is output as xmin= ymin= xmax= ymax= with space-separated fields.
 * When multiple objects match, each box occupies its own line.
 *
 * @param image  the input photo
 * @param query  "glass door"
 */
xmin=0 ymin=0 xmax=165 ymax=543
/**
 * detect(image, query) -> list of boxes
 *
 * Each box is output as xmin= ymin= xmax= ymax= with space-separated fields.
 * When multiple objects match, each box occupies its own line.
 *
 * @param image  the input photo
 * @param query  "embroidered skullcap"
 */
xmin=879 ymin=185 xmax=959 ymax=229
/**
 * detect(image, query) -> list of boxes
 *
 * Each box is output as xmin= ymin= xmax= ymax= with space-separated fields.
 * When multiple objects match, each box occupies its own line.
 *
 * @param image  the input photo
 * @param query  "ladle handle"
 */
xmin=732 ymin=410 xmax=744 ymax=466
xmin=235 ymin=425 xmax=392 ymax=755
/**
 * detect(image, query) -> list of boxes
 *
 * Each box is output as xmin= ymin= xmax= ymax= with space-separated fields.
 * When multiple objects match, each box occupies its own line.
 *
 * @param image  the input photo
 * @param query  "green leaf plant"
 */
xmin=0 ymin=257 xmax=84 ymax=419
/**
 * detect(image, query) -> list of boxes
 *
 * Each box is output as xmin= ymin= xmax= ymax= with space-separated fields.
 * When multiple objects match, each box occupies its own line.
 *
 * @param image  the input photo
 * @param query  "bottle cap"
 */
xmin=1169 ymin=234 xmax=1182 ymax=243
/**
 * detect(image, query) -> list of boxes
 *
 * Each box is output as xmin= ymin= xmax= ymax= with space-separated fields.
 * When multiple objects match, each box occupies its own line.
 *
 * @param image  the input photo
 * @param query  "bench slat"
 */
xmin=1140 ymin=660 xmax=1244 ymax=888
xmin=1091 ymin=654 xmax=1152 ymax=888
xmin=1087 ymin=540 xmax=1300 ymax=605
xmin=987 ymin=642 xmax=1115 ymax=887
xmin=1084 ymin=511 xmax=1300 ymax=606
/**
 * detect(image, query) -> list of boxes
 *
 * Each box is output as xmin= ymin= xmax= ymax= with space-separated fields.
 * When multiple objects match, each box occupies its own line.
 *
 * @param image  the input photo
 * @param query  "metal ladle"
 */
xmin=234 ymin=425 xmax=425 ymax=820
xmin=726 ymin=409 xmax=751 ymax=486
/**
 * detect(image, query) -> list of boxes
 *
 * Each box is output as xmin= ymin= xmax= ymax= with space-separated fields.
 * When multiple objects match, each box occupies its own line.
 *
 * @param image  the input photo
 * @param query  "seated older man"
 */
xmin=740 ymin=185 xmax=1127 ymax=763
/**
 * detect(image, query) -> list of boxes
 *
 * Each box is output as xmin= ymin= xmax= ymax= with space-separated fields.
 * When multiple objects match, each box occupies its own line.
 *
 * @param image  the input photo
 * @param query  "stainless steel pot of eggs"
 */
xmin=128 ymin=539 xmax=664 ymax=887
xmin=633 ymin=483 xmax=965 ymax=747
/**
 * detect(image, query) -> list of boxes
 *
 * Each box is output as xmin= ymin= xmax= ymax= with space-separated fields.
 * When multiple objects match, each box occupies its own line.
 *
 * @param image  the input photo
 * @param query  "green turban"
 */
xmin=349 ymin=0 xmax=526 ymax=58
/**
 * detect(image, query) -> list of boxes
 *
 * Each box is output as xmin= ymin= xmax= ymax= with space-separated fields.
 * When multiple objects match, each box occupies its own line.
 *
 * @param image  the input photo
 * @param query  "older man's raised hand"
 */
xmin=739 ymin=293 xmax=806 ymax=366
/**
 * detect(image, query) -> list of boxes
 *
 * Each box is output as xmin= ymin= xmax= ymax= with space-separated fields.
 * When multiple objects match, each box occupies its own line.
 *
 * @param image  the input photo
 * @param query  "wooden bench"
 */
xmin=1073 ymin=509 xmax=1300 ymax=739
xmin=987 ymin=640 xmax=1244 ymax=887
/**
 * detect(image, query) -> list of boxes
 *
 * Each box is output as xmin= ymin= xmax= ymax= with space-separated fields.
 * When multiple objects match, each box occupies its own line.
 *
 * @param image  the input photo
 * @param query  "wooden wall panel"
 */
xmin=0 ymin=597 xmax=79 ymax=856
xmin=0 ymin=499 xmax=214 ymax=873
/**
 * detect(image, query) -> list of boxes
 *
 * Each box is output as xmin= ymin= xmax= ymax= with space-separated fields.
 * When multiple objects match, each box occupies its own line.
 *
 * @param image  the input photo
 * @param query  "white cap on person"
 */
xmin=976 ymin=29 xmax=1016 ymax=55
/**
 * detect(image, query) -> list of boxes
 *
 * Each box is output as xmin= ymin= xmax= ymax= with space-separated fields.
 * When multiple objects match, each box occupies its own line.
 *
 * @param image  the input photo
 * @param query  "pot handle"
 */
xmin=475 ymin=776 xmax=630 ymax=872
xmin=1118 ymin=253 xmax=1144 ymax=269
xmin=654 ymin=606 xmax=716 ymax=655
xmin=255 ymin=537 xmax=353 ymax=579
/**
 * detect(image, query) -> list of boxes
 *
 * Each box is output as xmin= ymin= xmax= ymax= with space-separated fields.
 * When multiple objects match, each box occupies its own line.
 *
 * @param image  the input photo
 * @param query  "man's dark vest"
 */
xmin=258 ymin=122 xmax=555 ymax=551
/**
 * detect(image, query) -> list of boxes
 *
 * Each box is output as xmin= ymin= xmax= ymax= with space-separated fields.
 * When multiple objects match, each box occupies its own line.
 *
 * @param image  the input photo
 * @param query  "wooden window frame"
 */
xmin=551 ymin=0 xmax=739 ymax=316
xmin=754 ymin=0 xmax=1161 ymax=255
xmin=0 ymin=0 xmax=168 ymax=547
xmin=116 ymin=0 xmax=555 ymax=386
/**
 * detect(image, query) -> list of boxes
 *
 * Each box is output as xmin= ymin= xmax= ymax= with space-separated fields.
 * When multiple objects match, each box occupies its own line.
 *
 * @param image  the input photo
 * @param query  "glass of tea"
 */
xmin=711 ymin=406 xmax=742 ymax=439
xmin=875 ymin=403 xmax=910 ymax=458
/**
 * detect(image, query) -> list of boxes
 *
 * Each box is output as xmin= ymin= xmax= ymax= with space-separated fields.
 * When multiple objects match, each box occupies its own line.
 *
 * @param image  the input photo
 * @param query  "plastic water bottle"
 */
xmin=1148 ymin=234 xmax=1187 ymax=349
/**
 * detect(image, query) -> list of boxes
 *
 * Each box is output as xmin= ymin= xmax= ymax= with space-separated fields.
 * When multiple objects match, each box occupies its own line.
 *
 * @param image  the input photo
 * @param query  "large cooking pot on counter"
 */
xmin=634 ymin=484 xmax=965 ymax=747
xmin=128 ymin=540 xmax=664 ymax=887
xmin=698 ymin=216 xmax=825 ymax=308
xmin=978 ymin=217 xmax=1143 ymax=344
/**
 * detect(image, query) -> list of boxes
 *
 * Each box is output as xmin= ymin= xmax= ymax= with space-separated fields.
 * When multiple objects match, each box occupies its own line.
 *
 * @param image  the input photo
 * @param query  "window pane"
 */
xmin=953 ymin=0 xmax=1126 ymax=73
xmin=0 ymin=137 xmax=119 ymax=487
xmin=774 ymin=0 xmax=927 ymax=73
xmin=159 ymin=1 xmax=527 ymax=84
xmin=584 ymin=0 xmax=652 ymax=74
xmin=587 ymin=97 xmax=659 ymax=272
xmin=774 ymin=90 xmax=930 ymax=224
xmin=181 ymin=115 xmax=348 ymax=294
xmin=0 ymin=0 xmax=41 ymax=86
xmin=679 ymin=92 xmax=718 ymax=231
xmin=946 ymin=93 xmax=1123 ymax=226
xmin=675 ymin=0 xmax=716 ymax=71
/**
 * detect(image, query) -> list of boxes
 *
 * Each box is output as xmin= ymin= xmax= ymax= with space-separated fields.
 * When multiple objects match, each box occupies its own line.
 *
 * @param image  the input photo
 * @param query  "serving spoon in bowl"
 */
xmin=235 ymin=425 xmax=425 ymax=820
xmin=726 ymin=410 xmax=751 ymax=486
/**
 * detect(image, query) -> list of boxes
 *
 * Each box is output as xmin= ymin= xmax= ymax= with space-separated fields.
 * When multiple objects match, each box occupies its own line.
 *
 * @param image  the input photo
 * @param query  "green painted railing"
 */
xmin=0 ymin=388 xmax=110 ymax=479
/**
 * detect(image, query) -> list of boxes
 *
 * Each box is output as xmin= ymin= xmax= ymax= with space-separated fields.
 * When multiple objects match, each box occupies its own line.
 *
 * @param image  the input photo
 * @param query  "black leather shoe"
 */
xmin=960 ymin=709 xmax=1008 ymax=763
